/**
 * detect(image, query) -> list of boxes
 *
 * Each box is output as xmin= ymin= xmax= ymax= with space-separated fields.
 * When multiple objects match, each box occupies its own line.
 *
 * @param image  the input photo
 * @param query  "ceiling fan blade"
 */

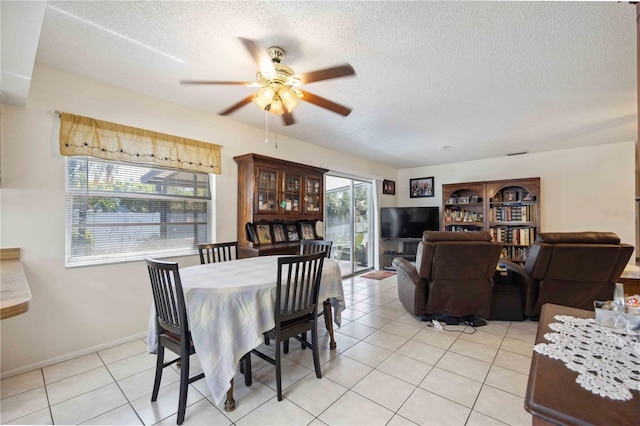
xmin=297 ymin=64 xmax=356 ymax=84
xmin=298 ymin=90 xmax=352 ymax=117
xmin=237 ymin=37 xmax=275 ymax=74
xmin=180 ymin=80 xmax=255 ymax=86
xmin=219 ymin=94 xmax=254 ymax=116
xmin=282 ymin=107 xmax=296 ymax=126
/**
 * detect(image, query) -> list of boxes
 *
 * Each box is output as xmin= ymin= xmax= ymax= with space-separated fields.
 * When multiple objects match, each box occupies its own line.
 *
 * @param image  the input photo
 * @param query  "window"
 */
xmin=65 ymin=156 xmax=211 ymax=266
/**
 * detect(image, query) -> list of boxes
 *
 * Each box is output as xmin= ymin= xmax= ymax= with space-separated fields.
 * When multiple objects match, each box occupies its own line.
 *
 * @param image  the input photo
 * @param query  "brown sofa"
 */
xmin=501 ymin=232 xmax=634 ymax=317
xmin=393 ymin=231 xmax=502 ymax=318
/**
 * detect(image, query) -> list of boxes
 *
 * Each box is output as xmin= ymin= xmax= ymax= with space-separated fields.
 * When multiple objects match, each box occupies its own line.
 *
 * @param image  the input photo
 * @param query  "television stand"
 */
xmin=380 ymin=238 xmax=420 ymax=268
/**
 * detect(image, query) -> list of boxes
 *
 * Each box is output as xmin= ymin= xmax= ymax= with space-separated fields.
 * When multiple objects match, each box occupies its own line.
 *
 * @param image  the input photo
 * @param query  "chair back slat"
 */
xmin=198 ymin=242 xmax=239 ymax=264
xmin=146 ymin=258 xmax=189 ymax=339
xmin=276 ymin=252 xmax=325 ymax=326
xmin=300 ymin=240 xmax=333 ymax=258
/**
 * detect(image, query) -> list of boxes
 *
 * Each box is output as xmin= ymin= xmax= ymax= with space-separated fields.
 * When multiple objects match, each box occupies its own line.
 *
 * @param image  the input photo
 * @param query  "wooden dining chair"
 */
xmin=146 ymin=258 xmax=203 ymax=425
xmin=197 ymin=241 xmax=239 ymax=264
xmin=249 ymin=252 xmax=326 ymax=400
xmin=300 ymin=239 xmax=333 ymax=258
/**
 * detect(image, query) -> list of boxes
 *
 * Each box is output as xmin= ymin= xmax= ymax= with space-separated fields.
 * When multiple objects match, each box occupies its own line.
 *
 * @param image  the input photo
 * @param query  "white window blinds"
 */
xmin=65 ymin=156 xmax=211 ymax=266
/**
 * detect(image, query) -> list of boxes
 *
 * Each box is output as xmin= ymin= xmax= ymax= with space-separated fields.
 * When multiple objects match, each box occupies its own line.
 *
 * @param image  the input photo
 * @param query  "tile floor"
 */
xmin=1 ymin=274 xmax=536 ymax=425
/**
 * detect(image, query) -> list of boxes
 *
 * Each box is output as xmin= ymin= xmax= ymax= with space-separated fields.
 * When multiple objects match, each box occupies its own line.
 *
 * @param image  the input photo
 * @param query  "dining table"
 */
xmin=147 ymin=255 xmax=345 ymax=411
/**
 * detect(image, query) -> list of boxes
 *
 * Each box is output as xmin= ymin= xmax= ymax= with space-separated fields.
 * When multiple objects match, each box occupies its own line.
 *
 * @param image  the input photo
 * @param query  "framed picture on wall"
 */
xmin=410 ymin=177 xmax=434 ymax=198
xmin=256 ymin=223 xmax=273 ymax=245
xmin=383 ymin=179 xmax=396 ymax=195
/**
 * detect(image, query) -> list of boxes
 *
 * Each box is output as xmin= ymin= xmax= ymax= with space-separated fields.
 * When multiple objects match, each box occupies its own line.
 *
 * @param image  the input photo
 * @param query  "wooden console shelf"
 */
xmin=1 ymin=248 xmax=32 ymax=319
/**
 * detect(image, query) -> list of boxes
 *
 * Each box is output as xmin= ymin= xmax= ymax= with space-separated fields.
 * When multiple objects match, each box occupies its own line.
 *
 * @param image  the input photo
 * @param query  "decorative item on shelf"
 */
xmin=256 ymin=223 xmax=273 ymax=245
xmin=470 ymin=195 xmax=479 ymax=203
xmin=504 ymin=190 xmax=518 ymax=202
xmin=447 ymin=195 xmax=458 ymax=204
xmin=522 ymin=191 xmax=536 ymax=201
xmin=272 ymin=223 xmax=287 ymax=243
xmin=410 ymin=176 xmax=434 ymax=198
xmin=245 ymin=222 xmax=259 ymax=245
xmin=491 ymin=192 xmax=502 ymax=202
xmin=300 ymin=222 xmax=316 ymax=240
xmin=383 ymin=179 xmax=396 ymax=195
xmin=458 ymin=196 xmax=470 ymax=204
xmin=286 ymin=224 xmax=300 ymax=241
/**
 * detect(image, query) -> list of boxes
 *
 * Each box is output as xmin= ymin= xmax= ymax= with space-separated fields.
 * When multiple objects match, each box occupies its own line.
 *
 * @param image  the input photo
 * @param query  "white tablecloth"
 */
xmin=147 ymin=256 xmax=345 ymax=405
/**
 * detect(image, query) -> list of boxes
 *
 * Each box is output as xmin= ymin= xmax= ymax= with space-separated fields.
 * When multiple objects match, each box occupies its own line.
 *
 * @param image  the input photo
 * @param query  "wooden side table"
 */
xmin=525 ymin=304 xmax=638 ymax=425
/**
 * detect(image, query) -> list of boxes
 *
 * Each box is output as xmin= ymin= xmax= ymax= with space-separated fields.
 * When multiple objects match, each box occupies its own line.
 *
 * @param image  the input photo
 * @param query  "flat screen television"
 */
xmin=381 ymin=207 xmax=439 ymax=239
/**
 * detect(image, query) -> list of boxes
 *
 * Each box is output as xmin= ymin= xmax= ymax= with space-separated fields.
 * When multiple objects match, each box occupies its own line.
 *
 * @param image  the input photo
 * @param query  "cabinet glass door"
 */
xmin=282 ymin=173 xmax=302 ymax=213
xmin=305 ymin=176 xmax=322 ymax=213
xmin=256 ymin=169 xmax=278 ymax=212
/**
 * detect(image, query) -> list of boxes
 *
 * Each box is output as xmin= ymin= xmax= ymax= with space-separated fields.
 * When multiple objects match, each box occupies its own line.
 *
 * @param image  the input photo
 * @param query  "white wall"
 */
xmin=0 ymin=63 xmax=396 ymax=376
xmin=396 ymin=143 xmax=636 ymax=250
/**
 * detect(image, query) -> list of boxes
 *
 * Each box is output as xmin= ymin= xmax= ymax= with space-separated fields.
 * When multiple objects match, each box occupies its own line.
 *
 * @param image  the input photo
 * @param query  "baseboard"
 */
xmin=1 ymin=331 xmax=148 ymax=379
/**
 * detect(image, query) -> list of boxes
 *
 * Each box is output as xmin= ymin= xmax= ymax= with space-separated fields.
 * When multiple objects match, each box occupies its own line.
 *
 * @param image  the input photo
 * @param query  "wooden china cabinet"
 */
xmin=234 ymin=153 xmax=328 ymax=257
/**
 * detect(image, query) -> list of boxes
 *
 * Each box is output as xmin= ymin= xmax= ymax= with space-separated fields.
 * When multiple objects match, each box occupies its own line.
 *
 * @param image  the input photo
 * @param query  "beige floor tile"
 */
xmin=350 ymin=301 xmax=379 ymax=313
xmin=117 ymin=366 xmax=180 ymax=401
xmin=251 ymin=356 xmax=313 ymax=395
xmin=493 ymin=350 xmax=532 ymax=375
xmin=341 ymin=341 xmax=393 ymax=368
xmin=209 ymin=377 xmax=275 ymax=422
xmin=465 ymin=410 xmax=507 ymax=425
xmin=396 ymin=339 xmax=445 ymax=365
xmin=284 ymin=373 xmax=348 ymax=416
xmin=448 ymin=339 xmax=499 ymax=364
xmin=354 ymin=313 xmax=394 ymax=328
xmin=387 ymin=413 xmax=419 ymax=425
xmin=352 ymin=369 xmax=416 ymax=411
xmin=339 ymin=308 xmax=366 ymax=322
xmin=318 ymin=390 xmax=394 ymax=426
xmin=284 ymin=342 xmax=339 ymax=370
xmin=473 ymin=385 xmax=532 ymax=426
xmin=308 ymin=418 xmax=329 ymax=426
xmin=130 ymin=382 xmax=204 ymax=425
xmin=509 ymin=320 xmax=538 ymax=332
xmin=349 ymin=292 xmax=373 ymax=302
xmin=479 ymin=321 xmax=510 ymax=337
xmin=484 ymin=365 xmax=528 ymax=398
xmin=5 ymin=407 xmax=52 ymax=425
xmin=46 ymin=366 xmax=114 ymax=405
xmin=380 ymin=320 xmax=424 ymax=338
xmin=398 ymin=387 xmax=471 ymax=425
xmin=153 ymin=398 xmax=231 ymax=425
xmin=500 ymin=337 xmax=534 ymax=357
xmin=325 ymin=331 xmax=360 ymax=354
xmin=336 ymin=321 xmax=377 ymax=340
xmin=0 ymin=387 xmax=49 ymax=423
xmin=411 ymin=327 xmax=459 ymax=350
xmin=436 ymin=352 xmax=491 ymax=383
xmin=377 ymin=353 xmax=433 ymax=385
xmin=383 ymin=299 xmax=409 ymax=312
xmin=42 ymin=353 xmax=104 ymax=384
xmin=236 ymin=397 xmax=314 ymax=426
xmin=419 ymin=367 xmax=482 ymax=408
xmin=321 ymin=355 xmax=373 ymax=388
xmin=50 ymin=383 xmax=127 ymax=425
xmin=106 ymin=351 xmax=158 ymax=381
xmin=394 ymin=312 xmax=426 ymax=326
xmin=370 ymin=306 xmax=405 ymax=320
xmin=98 ymin=339 xmax=148 ymax=365
xmin=458 ymin=328 xmax=505 ymax=348
xmin=505 ymin=327 xmax=536 ymax=344
xmin=1 ymin=370 xmax=44 ymax=399
xmin=80 ymin=403 xmax=142 ymax=425
xmin=363 ymin=329 xmax=409 ymax=352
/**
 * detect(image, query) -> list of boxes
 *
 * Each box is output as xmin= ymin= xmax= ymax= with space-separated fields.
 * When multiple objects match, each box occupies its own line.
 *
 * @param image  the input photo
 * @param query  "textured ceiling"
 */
xmin=8 ymin=1 xmax=639 ymax=168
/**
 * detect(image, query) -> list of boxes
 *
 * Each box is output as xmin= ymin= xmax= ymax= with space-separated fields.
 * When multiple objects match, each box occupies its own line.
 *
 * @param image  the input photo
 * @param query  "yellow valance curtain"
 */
xmin=59 ymin=113 xmax=221 ymax=174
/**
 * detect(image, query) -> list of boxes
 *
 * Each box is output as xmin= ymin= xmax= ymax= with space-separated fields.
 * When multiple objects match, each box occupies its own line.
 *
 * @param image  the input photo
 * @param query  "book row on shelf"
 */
xmin=501 ymin=246 xmax=529 ymax=262
xmin=443 ymin=209 xmax=483 ymax=223
xmin=491 ymin=226 xmax=536 ymax=246
xmin=490 ymin=205 xmax=537 ymax=222
xmin=446 ymin=225 xmax=484 ymax=232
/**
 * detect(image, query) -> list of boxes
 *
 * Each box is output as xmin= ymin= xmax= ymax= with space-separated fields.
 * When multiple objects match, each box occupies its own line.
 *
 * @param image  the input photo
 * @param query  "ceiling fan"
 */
xmin=180 ymin=38 xmax=356 ymax=126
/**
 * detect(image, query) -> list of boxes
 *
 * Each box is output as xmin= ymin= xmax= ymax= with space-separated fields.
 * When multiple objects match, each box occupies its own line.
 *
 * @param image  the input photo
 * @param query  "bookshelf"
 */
xmin=442 ymin=177 xmax=541 ymax=263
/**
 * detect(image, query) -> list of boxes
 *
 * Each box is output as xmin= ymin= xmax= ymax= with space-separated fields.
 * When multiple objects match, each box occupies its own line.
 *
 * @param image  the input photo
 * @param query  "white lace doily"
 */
xmin=534 ymin=315 xmax=640 ymax=401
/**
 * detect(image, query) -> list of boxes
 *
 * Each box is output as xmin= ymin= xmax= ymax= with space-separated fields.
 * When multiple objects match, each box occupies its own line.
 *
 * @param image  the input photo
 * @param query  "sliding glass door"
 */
xmin=325 ymin=175 xmax=373 ymax=277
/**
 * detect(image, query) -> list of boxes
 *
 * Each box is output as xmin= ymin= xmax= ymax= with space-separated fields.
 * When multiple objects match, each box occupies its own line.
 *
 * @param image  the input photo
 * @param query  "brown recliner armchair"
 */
xmin=501 ymin=232 xmax=634 ymax=317
xmin=393 ymin=231 xmax=503 ymax=320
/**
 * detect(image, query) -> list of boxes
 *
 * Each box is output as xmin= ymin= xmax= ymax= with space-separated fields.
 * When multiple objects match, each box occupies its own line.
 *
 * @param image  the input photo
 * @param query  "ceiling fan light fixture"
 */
xmin=252 ymin=86 xmax=275 ymax=110
xmin=278 ymin=87 xmax=299 ymax=111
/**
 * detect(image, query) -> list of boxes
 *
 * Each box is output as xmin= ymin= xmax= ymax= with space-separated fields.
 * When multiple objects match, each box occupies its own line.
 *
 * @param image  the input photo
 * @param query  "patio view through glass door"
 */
xmin=325 ymin=175 xmax=373 ymax=277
